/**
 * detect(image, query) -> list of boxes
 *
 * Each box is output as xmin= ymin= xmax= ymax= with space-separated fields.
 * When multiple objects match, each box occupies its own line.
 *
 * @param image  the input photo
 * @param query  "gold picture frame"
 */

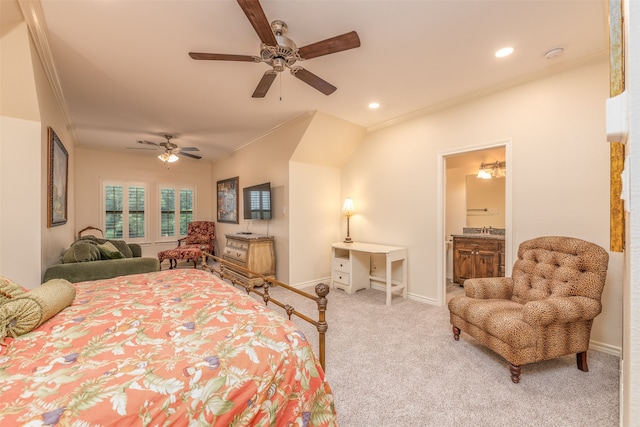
xmin=47 ymin=127 xmax=68 ymax=227
xmin=217 ymin=176 xmax=239 ymax=224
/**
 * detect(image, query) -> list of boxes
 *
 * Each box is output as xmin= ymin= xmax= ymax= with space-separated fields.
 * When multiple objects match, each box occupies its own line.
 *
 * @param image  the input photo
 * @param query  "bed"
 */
xmin=0 ymin=268 xmax=336 ymax=426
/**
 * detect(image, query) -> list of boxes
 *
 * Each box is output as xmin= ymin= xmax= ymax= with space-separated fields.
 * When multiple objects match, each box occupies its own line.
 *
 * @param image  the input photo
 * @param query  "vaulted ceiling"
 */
xmin=22 ymin=0 xmax=608 ymax=162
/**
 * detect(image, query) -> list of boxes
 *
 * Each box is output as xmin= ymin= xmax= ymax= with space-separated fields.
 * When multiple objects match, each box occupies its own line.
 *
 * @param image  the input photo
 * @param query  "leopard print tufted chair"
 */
xmin=448 ymin=236 xmax=609 ymax=383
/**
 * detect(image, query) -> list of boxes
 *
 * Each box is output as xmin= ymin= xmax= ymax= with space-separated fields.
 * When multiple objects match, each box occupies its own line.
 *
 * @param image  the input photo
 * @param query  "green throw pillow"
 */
xmin=107 ymin=240 xmax=133 ymax=258
xmin=97 ymin=241 xmax=124 ymax=259
xmin=63 ymin=242 xmax=101 ymax=263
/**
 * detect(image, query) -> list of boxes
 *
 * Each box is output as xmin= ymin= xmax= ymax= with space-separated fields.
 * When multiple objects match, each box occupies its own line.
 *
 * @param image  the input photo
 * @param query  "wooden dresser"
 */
xmin=222 ymin=233 xmax=275 ymax=287
xmin=453 ymin=235 xmax=505 ymax=285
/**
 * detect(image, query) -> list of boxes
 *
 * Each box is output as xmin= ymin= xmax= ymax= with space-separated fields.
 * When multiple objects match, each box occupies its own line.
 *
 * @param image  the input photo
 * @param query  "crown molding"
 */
xmin=18 ymin=0 xmax=77 ymax=144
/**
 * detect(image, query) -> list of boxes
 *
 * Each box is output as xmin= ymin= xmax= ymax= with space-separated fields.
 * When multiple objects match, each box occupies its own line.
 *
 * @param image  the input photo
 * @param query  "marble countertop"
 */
xmin=451 ymin=233 xmax=505 ymax=240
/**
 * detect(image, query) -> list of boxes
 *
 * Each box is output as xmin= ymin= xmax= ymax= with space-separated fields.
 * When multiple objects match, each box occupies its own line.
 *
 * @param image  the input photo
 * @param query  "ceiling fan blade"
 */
xmin=297 ymin=31 xmax=361 ymax=60
xmin=137 ymin=140 xmax=160 ymax=146
xmin=237 ymin=0 xmax=277 ymax=46
xmin=252 ymin=70 xmax=277 ymax=98
xmin=189 ymin=52 xmax=259 ymax=62
xmin=179 ymin=147 xmax=200 ymax=152
xmin=291 ymin=67 xmax=336 ymax=95
xmin=127 ymin=147 xmax=158 ymax=151
xmin=179 ymin=151 xmax=202 ymax=160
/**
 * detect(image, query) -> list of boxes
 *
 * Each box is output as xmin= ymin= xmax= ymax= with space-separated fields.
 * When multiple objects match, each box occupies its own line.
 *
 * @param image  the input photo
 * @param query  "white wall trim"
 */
xmin=589 ymin=340 xmax=622 ymax=358
xmin=292 ymin=277 xmax=331 ymax=290
xmin=18 ymin=0 xmax=76 ymax=144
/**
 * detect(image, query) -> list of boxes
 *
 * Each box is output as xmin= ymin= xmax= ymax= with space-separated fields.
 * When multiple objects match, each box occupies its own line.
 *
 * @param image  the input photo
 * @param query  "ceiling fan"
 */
xmin=131 ymin=135 xmax=201 ymax=162
xmin=188 ymin=0 xmax=361 ymax=98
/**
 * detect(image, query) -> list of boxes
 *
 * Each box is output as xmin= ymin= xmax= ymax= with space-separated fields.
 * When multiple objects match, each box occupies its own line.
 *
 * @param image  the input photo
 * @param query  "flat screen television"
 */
xmin=243 ymin=182 xmax=272 ymax=220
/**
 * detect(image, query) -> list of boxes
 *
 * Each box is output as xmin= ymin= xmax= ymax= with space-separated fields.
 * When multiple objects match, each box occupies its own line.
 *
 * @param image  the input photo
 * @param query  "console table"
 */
xmin=331 ymin=242 xmax=408 ymax=306
xmin=223 ymin=233 xmax=275 ymax=287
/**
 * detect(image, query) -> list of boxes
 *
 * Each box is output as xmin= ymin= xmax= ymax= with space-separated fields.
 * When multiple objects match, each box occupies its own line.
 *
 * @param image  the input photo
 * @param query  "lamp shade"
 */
xmin=342 ymin=198 xmax=355 ymax=215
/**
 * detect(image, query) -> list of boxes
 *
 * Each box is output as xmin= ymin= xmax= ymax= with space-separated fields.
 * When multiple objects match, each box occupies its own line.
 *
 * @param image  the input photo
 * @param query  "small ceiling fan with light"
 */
xmin=129 ymin=134 xmax=201 ymax=163
xmin=188 ymin=0 xmax=361 ymax=98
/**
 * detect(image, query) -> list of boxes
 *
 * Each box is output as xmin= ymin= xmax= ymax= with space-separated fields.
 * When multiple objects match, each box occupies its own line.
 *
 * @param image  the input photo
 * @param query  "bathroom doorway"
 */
xmin=438 ymin=141 xmax=512 ymax=306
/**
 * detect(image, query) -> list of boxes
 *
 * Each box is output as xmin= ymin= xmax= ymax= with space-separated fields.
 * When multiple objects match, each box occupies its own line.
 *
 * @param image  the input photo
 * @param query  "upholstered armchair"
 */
xmin=448 ymin=236 xmax=609 ymax=383
xmin=157 ymin=221 xmax=215 ymax=269
xmin=178 ymin=221 xmax=216 ymax=254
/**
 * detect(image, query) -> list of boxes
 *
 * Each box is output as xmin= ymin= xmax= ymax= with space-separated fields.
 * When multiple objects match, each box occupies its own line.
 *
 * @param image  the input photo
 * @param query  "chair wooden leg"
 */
xmin=577 ymin=351 xmax=588 ymax=372
xmin=509 ymin=363 xmax=521 ymax=384
xmin=452 ymin=326 xmax=460 ymax=341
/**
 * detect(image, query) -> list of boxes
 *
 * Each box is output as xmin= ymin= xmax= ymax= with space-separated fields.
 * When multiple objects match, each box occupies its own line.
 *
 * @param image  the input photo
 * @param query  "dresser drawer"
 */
xmin=223 ymin=246 xmax=247 ymax=263
xmin=226 ymin=239 xmax=249 ymax=250
xmin=333 ymin=271 xmax=350 ymax=285
xmin=333 ymin=258 xmax=350 ymax=273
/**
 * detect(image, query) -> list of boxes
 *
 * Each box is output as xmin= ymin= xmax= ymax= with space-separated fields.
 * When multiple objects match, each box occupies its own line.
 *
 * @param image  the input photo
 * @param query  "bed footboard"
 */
xmin=201 ymin=253 xmax=329 ymax=370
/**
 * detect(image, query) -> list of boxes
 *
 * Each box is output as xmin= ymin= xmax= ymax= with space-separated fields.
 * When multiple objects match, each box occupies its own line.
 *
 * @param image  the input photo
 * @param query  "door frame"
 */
xmin=436 ymin=139 xmax=513 ymax=306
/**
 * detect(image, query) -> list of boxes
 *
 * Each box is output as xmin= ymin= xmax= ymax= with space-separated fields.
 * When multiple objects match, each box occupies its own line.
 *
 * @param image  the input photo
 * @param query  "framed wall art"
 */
xmin=217 ymin=176 xmax=239 ymax=224
xmin=47 ymin=127 xmax=69 ymax=227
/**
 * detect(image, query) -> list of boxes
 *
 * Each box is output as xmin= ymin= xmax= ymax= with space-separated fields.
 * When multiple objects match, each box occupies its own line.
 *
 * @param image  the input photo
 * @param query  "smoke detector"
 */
xmin=544 ymin=47 xmax=564 ymax=60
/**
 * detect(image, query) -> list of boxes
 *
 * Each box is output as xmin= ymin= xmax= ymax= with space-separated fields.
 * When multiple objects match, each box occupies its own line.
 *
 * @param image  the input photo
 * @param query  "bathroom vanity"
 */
xmin=452 ymin=231 xmax=505 ymax=285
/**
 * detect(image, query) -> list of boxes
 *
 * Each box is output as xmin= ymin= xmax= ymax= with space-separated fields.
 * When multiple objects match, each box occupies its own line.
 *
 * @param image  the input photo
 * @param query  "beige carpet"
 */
xmin=261 ymin=283 xmax=619 ymax=427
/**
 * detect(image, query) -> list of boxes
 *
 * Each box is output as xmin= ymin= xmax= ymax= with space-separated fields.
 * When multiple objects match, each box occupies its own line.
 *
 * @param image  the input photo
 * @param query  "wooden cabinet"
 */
xmin=453 ymin=236 xmax=504 ymax=285
xmin=223 ymin=233 xmax=275 ymax=287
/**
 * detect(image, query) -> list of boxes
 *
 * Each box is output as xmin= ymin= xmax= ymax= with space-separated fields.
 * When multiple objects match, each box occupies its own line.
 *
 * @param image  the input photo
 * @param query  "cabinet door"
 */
xmin=453 ymin=245 xmax=475 ymax=285
xmin=475 ymin=249 xmax=500 ymax=278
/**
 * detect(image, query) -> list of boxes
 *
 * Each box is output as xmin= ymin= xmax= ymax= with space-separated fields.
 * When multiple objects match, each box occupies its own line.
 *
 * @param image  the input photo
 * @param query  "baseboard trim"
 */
xmin=292 ymin=277 xmax=331 ymax=291
xmin=368 ymin=283 xmax=439 ymax=305
xmin=589 ymin=340 xmax=621 ymax=357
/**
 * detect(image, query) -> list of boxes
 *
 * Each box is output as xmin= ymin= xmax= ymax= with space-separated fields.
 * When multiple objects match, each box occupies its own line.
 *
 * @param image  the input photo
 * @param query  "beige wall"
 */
xmin=341 ymin=58 xmax=622 ymax=352
xmin=211 ymin=113 xmax=312 ymax=283
xmin=288 ymin=111 xmax=365 ymax=286
xmin=0 ymin=21 xmax=41 ymax=287
xmin=1 ymin=17 xmax=74 ymax=287
xmin=75 ymin=147 xmax=213 ymax=259
xmin=289 ymin=161 xmax=340 ymax=286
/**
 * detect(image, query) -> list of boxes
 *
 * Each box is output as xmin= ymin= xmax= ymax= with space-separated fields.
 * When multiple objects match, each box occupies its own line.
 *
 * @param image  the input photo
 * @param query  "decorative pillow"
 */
xmin=0 ymin=279 xmax=76 ymax=340
xmin=97 ymin=241 xmax=124 ymax=259
xmin=107 ymin=240 xmax=133 ymax=258
xmin=62 ymin=242 xmax=101 ymax=263
xmin=0 ymin=275 xmax=27 ymax=304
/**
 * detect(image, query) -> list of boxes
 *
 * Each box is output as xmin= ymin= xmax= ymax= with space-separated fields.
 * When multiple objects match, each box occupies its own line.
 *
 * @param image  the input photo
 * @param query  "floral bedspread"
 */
xmin=0 ymin=269 xmax=336 ymax=426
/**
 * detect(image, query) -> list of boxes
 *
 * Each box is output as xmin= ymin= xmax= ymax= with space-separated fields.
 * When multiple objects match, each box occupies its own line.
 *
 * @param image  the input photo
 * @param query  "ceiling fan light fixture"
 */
xmin=158 ymin=152 xmax=179 ymax=163
xmin=272 ymin=57 xmax=285 ymax=72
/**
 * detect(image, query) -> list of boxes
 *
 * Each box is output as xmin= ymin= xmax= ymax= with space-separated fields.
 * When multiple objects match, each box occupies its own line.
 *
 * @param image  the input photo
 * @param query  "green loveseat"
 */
xmin=43 ymin=236 xmax=160 ymax=283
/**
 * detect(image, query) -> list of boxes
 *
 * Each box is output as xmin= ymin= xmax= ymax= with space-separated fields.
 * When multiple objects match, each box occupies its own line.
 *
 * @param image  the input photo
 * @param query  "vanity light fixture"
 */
xmin=342 ymin=198 xmax=355 ymax=243
xmin=477 ymin=161 xmax=506 ymax=179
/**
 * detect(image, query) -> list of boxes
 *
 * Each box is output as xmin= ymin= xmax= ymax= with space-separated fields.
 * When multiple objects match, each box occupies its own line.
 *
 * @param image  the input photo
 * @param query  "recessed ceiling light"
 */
xmin=495 ymin=47 xmax=514 ymax=58
xmin=368 ymin=102 xmax=380 ymax=109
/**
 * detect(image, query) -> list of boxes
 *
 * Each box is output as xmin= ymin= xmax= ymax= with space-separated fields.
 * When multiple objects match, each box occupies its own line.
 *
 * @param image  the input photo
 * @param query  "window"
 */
xmin=159 ymin=185 xmax=195 ymax=238
xmin=102 ymin=181 xmax=147 ymax=241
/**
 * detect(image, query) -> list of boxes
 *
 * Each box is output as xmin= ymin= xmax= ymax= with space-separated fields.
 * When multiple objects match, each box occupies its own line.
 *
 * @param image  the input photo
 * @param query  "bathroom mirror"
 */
xmin=465 ymin=175 xmax=505 ymax=228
